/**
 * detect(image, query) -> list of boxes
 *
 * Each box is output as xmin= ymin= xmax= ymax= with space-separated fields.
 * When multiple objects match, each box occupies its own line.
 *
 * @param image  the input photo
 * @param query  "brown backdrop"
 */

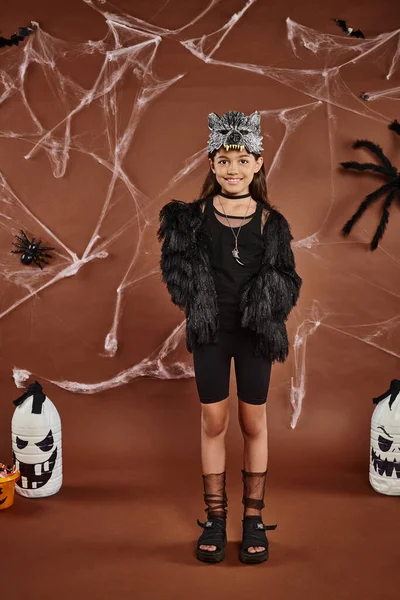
xmin=1 ymin=0 xmax=399 ymax=598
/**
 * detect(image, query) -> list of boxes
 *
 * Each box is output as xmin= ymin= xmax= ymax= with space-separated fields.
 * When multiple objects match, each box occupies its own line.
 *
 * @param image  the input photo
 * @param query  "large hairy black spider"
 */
xmin=340 ymin=140 xmax=400 ymax=251
xmin=11 ymin=230 xmax=55 ymax=269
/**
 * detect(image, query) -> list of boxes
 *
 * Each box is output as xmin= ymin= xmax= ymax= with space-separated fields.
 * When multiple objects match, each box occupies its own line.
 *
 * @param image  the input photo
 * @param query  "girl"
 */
xmin=157 ymin=111 xmax=302 ymax=564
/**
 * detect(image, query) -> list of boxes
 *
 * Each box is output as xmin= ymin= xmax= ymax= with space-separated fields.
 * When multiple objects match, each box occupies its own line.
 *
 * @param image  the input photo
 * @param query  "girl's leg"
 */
xmin=198 ymin=399 xmax=230 ymax=551
xmin=201 ymin=398 xmax=230 ymax=473
xmin=193 ymin=332 xmax=232 ymax=553
xmin=233 ymin=327 xmax=272 ymax=554
xmin=238 ymin=401 xmax=268 ymax=475
xmin=238 ymin=401 xmax=268 ymax=553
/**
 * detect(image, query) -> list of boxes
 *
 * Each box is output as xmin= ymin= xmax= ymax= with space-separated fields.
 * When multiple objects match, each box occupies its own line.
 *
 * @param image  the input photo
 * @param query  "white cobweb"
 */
xmin=1 ymin=0 xmax=399 ymax=427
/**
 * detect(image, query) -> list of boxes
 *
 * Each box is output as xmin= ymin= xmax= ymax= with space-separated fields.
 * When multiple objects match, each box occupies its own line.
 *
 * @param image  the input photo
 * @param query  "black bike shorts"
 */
xmin=192 ymin=326 xmax=272 ymax=405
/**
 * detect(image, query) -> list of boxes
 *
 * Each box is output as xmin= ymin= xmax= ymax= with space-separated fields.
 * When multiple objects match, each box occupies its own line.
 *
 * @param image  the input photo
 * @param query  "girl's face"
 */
xmin=209 ymin=149 xmax=263 ymax=196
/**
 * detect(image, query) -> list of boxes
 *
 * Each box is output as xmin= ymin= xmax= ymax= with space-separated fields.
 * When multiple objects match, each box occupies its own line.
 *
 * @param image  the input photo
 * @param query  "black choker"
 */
xmin=219 ymin=192 xmax=251 ymax=200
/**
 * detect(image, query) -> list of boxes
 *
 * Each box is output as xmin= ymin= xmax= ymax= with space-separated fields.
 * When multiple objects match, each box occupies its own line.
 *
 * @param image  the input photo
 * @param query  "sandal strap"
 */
xmin=242 ymin=521 xmax=277 ymax=532
xmin=197 ymin=518 xmax=227 ymax=531
xmin=197 ymin=518 xmax=226 ymax=550
xmin=241 ymin=519 xmax=277 ymax=552
xmin=255 ymin=523 xmax=277 ymax=531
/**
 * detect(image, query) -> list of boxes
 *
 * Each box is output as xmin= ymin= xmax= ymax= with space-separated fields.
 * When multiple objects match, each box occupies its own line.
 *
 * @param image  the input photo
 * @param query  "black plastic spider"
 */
xmin=11 ymin=230 xmax=55 ymax=269
xmin=340 ymin=140 xmax=400 ymax=251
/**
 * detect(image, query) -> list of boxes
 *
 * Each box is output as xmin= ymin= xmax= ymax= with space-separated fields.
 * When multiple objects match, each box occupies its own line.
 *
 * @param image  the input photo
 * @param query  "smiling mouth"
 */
xmin=13 ymin=447 xmax=58 ymax=489
xmin=371 ymin=448 xmax=400 ymax=478
xmin=0 ymin=497 xmax=7 ymax=505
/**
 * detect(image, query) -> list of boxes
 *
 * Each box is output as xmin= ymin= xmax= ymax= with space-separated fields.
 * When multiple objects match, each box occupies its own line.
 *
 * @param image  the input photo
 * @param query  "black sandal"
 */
xmin=196 ymin=518 xmax=227 ymax=563
xmin=239 ymin=516 xmax=277 ymax=564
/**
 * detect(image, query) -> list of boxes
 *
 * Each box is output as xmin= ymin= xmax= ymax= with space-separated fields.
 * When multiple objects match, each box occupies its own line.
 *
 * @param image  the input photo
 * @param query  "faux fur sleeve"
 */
xmin=265 ymin=209 xmax=302 ymax=320
xmin=157 ymin=200 xmax=194 ymax=312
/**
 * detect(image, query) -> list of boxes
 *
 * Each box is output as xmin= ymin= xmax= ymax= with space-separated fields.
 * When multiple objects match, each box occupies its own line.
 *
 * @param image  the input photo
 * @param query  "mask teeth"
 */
xmin=223 ymin=144 xmax=245 ymax=151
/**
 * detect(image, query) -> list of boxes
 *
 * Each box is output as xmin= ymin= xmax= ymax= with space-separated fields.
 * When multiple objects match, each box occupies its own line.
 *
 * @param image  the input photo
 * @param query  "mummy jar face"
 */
xmin=370 ymin=380 xmax=400 ymax=495
xmin=12 ymin=428 xmax=59 ymax=491
xmin=12 ymin=382 xmax=62 ymax=498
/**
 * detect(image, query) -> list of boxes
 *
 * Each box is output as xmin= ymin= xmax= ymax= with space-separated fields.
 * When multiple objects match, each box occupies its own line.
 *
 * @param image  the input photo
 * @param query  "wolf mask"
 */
xmin=207 ymin=110 xmax=263 ymax=155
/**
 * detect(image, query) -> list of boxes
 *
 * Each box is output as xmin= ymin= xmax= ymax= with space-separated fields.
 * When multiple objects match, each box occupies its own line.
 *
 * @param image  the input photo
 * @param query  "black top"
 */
xmin=204 ymin=196 xmax=264 ymax=330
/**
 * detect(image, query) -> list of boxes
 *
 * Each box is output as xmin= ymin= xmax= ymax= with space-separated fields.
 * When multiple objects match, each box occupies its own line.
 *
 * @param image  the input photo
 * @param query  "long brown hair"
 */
xmin=197 ymin=150 xmax=271 ymax=210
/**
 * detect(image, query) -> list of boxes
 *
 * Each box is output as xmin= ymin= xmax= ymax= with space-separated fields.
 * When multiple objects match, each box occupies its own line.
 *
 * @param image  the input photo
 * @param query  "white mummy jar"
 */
xmin=12 ymin=381 xmax=62 ymax=498
xmin=370 ymin=380 xmax=400 ymax=496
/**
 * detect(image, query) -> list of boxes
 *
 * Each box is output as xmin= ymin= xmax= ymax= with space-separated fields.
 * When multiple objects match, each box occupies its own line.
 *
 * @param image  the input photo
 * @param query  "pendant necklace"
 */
xmin=217 ymin=194 xmax=253 ymax=266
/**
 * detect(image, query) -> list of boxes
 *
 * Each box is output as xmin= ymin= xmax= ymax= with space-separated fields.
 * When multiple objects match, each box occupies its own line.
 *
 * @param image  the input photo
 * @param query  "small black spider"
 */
xmin=11 ymin=230 xmax=55 ymax=269
xmin=340 ymin=140 xmax=400 ymax=250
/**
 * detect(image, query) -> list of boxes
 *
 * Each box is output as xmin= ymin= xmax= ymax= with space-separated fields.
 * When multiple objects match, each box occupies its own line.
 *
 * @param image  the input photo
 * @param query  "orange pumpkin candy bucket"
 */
xmin=0 ymin=466 xmax=20 ymax=510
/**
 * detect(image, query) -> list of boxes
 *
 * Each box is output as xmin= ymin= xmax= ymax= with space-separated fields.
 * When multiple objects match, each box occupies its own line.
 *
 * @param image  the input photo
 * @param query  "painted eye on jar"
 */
xmin=378 ymin=435 xmax=393 ymax=452
xmin=16 ymin=437 xmax=28 ymax=449
xmin=35 ymin=430 xmax=54 ymax=452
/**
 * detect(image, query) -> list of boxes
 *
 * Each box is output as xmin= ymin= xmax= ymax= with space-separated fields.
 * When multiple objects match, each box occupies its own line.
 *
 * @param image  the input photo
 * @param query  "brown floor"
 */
xmin=2 ymin=374 xmax=399 ymax=599
xmin=1 ymin=0 xmax=399 ymax=598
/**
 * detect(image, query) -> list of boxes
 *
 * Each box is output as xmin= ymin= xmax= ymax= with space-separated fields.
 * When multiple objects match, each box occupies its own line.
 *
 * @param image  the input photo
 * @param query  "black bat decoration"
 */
xmin=340 ymin=140 xmax=400 ymax=251
xmin=334 ymin=18 xmax=365 ymax=39
xmin=0 ymin=24 xmax=34 ymax=49
xmin=11 ymin=230 xmax=55 ymax=269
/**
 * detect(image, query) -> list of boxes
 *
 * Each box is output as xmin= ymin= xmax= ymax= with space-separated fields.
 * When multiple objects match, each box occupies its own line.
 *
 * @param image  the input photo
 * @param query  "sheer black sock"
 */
xmin=241 ymin=469 xmax=267 ymax=518
xmin=201 ymin=471 xmax=228 ymax=520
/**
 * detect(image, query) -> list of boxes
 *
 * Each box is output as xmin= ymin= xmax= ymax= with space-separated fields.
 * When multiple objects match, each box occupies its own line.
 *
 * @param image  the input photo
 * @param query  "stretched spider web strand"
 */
xmin=353 ymin=140 xmax=396 ymax=172
xmin=340 ymin=160 xmax=396 ymax=177
xmin=371 ymin=188 xmax=397 ymax=250
xmin=342 ymin=181 xmax=396 ymax=235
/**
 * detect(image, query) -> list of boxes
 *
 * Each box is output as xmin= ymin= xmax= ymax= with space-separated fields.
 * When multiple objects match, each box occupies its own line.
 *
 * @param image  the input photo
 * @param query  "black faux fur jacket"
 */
xmin=157 ymin=197 xmax=302 ymax=362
